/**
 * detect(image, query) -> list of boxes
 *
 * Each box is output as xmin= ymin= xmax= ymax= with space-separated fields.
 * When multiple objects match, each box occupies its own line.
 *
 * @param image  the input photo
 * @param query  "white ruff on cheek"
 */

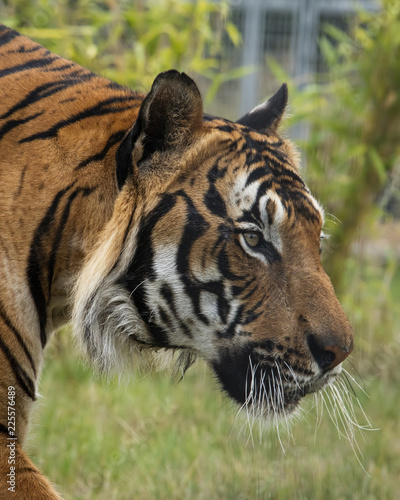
xmin=73 ymin=279 xmax=150 ymax=374
xmin=71 ymin=215 xmax=152 ymax=374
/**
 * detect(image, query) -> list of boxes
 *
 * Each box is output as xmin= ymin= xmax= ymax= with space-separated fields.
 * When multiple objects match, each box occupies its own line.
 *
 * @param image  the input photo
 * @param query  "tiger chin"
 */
xmin=0 ymin=24 xmax=353 ymax=499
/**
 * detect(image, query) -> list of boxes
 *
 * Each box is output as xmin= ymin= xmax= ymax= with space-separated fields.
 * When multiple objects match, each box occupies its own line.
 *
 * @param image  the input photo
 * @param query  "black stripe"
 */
xmin=27 ymin=183 xmax=76 ymax=348
xmin=121 ymin=194 xmax=177 ymax=346
xmin=217 ymin=246 xmax=244 ymax=281
xmin=204 ymin=162 xmax=228 ymax=219
xmin=160 ymin=283 xmax=192 ymax=338
xmin=275 ymin=187 xmax=320 ymax=222
xmin=0 ymin=335 xmax=36 ymax=400
xmin=115 ymin=122 xmax=140 ymax=189
xmin=0 ymin=112 xmax=43 ymax=141
xmin=108 ymin=209 xmax=137 ymax=279
xmin=245 ymin=166 xmax=269 ymax=187
xmin=231 ymin=276 xmax=257 ymax=298
xmin=47 ymin=187 xmax=95 ymax=296
xmin=0 ymin=76 xmax=95 ymax=120
xmin=76 ymin=130 xmax=126 ymax=171
xmin=20 ymin=96 xmax=136 ymax=143
xmin=121 ymin=211 xmax=135 ymax=249
xmin=242 ymin=301 xmax=263 ymax=325
xmin=217 ymin=293 xmax=230 ymax=325
xmin=45 ymin=62 xmax=75 ymax=72
xmin=265 ymin=143 xmax=289 ymax=164
xmin=6 ymin=45 xmax=41 ymax=54
xmin=210 ymin=223 xmax=232 ymax=256
xmin=0 ymin=423 xmax=10 ymax=435
xmin=109 ymin=209 xmax=136 ymax=277
xmin=258 ymin=240 xmax=281 ymax=263
xmin=175 ymin=192 xmax=214 ymax=325
xmin=158 ymin=307 xmax=174 ymax=332
xmin=219 ymin=304 xmax=244 ymax=338
xmin=244 ymin=146 xmax=264 ymax=166
xmin=0 ymin=303 xmax=36 ymax=376
xmin=236 ymin=212 xmax=258 ymax=225
xmin=59 ymin=97 xmax=76 ymax=104
xmin=252 ymin=179 xmax=273 ymax=225
xmin=215 ymin=123 xmax=235 ymax=133
xmin=0 ymin=56 xmax=58 ymax=79
xmin=174 ymin=190 xmax=239 ymax=328
xmin=0 ymin=26 xmax=19 ymax=47
xmin=255 ymin=179 xmax=273 ymax=202
xmin=270 ymin=164 xmax=305 ymax=186
xmin=241 ymin=284 xmax=259 ymax=302
xmin=64 ymin=68 xmax=91 ymax=79
xmin=244 ymin=133 xmax=270 ymax=151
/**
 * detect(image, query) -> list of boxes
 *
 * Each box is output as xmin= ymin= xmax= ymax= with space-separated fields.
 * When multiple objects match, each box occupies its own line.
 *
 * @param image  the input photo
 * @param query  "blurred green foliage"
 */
xmin=1 ymin=0 xmax=247 ymax=100
xmin=271 ymin=0 xmax=400 ymax=357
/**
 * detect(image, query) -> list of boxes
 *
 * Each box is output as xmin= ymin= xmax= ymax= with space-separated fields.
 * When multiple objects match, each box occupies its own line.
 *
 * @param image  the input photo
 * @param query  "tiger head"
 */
xmin=73 ymin=70 xmax=353 ymax=419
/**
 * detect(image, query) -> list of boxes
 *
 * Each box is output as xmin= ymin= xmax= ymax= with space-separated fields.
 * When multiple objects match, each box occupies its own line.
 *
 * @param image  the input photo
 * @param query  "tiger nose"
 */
xmin=307 ymin=334 xmax=353 ymax=371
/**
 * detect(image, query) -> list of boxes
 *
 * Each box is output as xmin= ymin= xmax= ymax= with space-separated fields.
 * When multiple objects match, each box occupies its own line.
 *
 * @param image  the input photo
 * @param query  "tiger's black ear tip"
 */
xmin=155 ymin=69 xmax=182 ymax=80
xmin=281 ymin=82 xmax=288 ymax=101
xmin=236 ymin=82 xmax=289 ymax=133
xmin=153 ymin=69 xmax=196 ymax=88
xmin=269 ymin=83 xmax=288 ymax=111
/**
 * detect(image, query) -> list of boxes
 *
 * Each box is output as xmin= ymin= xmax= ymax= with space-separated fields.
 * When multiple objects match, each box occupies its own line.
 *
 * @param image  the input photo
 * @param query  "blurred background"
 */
xmin=1 ymin=0 xmax=399 ymax=498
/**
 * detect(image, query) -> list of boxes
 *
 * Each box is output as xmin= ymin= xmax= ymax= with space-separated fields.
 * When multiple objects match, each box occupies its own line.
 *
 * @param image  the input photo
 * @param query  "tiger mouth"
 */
xmin=212 ymin=357 xmax=338 ymax=417
xmin=236 ymin=379 xmax=330 ymax=417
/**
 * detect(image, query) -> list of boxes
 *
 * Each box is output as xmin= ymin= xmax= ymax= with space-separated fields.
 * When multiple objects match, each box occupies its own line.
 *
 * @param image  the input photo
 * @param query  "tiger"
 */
xmin=0 ymin=24 xmax=354 ymax=499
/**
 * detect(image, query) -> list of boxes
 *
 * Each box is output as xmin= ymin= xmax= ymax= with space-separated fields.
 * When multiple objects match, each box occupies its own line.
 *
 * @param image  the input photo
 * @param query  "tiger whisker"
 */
xmin=327 ymin=384 xmax=370 ymax=475
xmin=320 ymin=387 xmax=348 ymax=440
xmin=283 ymin=361 xmax=302 ymax=391
xmin=341 ymin=368 xmax=369 ymax=398
xmin=336 ymin=378 xmax=375 ymax=431
xmin=341 ymin=370 xmax=358 ymax=398
xmin=275 ymin=362 xmax=292 ymax=440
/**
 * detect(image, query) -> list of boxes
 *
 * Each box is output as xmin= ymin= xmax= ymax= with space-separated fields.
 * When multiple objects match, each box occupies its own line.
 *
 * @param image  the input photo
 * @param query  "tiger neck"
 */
xmin=41 ymin=128 xmax=139 ymax=337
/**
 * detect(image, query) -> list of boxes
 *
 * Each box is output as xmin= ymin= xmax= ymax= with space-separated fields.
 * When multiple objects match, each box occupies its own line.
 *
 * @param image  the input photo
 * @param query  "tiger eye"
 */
xmin=244 ymin=233 xmax=260 ymax=247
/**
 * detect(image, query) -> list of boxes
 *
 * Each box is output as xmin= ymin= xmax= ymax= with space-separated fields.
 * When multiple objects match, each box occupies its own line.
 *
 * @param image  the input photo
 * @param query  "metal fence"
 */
xmin=212 ymin=0 xmax=379 ymax=119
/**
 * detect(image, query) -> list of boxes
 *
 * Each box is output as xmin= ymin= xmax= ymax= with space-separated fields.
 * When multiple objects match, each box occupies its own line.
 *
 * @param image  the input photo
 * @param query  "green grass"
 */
xmin=27 ymin=330 xmax=400 ymax=500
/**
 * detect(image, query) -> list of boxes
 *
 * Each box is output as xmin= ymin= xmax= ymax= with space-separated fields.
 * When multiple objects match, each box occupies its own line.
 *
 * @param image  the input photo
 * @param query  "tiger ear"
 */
xmin=236 ymin=83 xmax=288 ymax=134
xmin=137 ymin=70 xmax=203 ymax=152
xmin=116 ymin=70 xmax=203 ymax=188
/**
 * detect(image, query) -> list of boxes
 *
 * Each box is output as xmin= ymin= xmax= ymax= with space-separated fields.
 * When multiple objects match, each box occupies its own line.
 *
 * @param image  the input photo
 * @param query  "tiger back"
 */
xmin=0 ymin=25 xmax=353 ymax=499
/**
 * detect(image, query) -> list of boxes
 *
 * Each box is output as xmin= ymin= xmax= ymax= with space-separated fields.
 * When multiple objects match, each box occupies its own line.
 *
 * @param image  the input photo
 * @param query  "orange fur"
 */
xmin=0 ymin=25 xmax=353 ymax=498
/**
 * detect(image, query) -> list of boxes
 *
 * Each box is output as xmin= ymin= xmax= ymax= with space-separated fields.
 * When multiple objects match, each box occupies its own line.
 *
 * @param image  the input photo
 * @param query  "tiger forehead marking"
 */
xmin=200 ymin=122 xmax=323 ymax=222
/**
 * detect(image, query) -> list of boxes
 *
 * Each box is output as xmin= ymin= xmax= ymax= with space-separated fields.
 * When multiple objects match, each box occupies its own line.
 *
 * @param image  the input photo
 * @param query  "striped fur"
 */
xmin=0 ymin=25 xmax=353 ymax=499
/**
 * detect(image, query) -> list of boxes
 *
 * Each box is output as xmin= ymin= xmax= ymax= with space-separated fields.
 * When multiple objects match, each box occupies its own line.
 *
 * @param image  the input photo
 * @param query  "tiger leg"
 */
xmin=0 ymin=435 xmax=62 ymax=499
xmin=0 ymin=323 xmax=62 ymax=499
